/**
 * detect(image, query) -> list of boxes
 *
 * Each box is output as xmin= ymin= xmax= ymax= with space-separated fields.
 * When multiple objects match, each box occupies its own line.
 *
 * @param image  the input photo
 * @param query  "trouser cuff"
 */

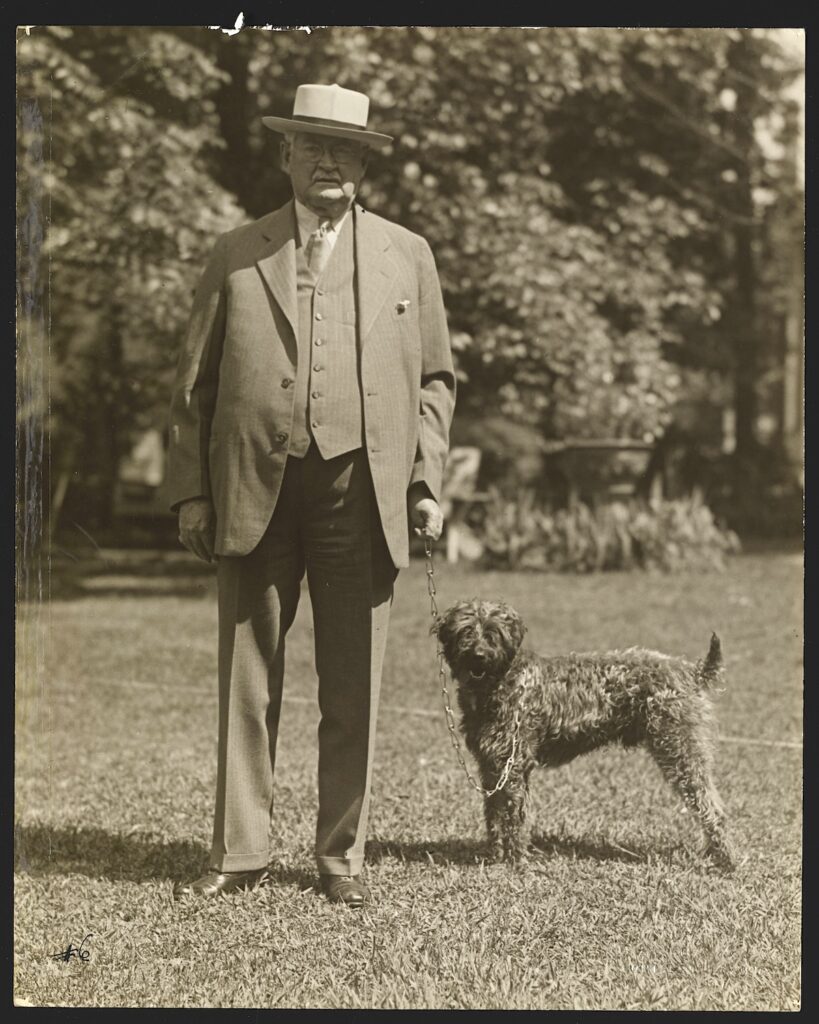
xmin=316 ymin=854 xmax=364 ymax=876
xmin=210 ymin=850 xmax=269 ymax=872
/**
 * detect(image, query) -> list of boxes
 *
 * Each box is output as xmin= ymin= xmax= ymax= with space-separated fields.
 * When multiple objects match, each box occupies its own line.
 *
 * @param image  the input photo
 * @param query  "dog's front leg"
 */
xmin=481 ymin=766 xmax=530 ymax=864
xmin=480 ymin=773 xmax=505 ymax=862
xmin=500 ymin=776 xmax=531 ymax=863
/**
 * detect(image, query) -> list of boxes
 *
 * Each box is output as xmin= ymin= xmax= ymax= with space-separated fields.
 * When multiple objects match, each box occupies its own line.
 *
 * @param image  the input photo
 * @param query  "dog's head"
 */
xmin=432 ymin=600 xmax=526 ymax=685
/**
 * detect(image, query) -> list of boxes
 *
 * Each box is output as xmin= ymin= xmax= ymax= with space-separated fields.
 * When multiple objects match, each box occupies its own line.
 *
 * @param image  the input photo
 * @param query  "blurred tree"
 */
xmin=16 ymin=26 xmax=244 ymax=531
xmin=544 ymin=28 xmax=803 ymax=500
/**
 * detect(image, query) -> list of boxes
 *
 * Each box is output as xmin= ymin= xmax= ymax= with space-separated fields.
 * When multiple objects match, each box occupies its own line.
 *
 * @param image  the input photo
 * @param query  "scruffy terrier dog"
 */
xmin=434 ymin=600 xmax=735 ymax=872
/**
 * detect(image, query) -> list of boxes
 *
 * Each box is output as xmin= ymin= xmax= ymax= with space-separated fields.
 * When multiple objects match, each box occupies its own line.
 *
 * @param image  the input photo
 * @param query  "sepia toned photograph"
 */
xmin=15 ymin=22 xmax=804 ymax=1010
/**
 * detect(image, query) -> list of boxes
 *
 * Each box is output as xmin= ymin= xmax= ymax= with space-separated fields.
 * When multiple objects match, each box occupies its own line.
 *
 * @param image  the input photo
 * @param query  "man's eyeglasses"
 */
xmin=296 ymin=138 xmax=366 ymax=164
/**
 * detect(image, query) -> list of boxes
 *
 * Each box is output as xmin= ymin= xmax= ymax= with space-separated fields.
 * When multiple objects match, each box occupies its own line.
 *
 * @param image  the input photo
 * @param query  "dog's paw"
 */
xmin=485 ymin=843 xmax=504 ymax=864
xmin=501 ymin=847 xmax=532 ymax=867
xmin=705 ymin=840 xmax=737 ymax=874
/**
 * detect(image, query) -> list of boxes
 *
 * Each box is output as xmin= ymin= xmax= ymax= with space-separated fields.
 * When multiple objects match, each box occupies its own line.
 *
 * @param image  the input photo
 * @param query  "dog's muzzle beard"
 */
xmin=466 ymin=652 xmax=490 ymax=679
xmin=452 ymin=646 xmax=525 ymax=689
xmin=469 ymin=642 xmax=523 ymax=687
xmin=445 ymin=647 xmax=498 ymax=685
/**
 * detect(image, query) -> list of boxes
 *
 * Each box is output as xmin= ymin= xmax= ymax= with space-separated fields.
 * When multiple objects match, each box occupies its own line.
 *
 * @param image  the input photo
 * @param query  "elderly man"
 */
xmin=168 ymin=83 xmax=455 ymax=907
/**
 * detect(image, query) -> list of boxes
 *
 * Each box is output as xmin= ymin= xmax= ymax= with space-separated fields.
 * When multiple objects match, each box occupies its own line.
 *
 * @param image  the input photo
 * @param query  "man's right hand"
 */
xmin=178 ymin=498 xmax=216 ymax=563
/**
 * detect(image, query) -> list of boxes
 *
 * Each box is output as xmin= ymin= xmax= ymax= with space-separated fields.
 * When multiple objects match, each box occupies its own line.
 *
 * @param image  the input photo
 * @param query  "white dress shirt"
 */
xmin=294 ymin=199 xmax=351 ymax=256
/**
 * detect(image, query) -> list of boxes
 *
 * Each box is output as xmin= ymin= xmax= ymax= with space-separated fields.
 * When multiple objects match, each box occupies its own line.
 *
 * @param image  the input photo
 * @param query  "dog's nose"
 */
xmin=470 ymin=653 xmax=488 ymax=676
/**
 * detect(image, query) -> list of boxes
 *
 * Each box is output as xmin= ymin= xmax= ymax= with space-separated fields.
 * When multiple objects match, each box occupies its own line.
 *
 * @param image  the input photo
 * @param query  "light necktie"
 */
xmin=307 ymin=221 xmax=332 ymax=278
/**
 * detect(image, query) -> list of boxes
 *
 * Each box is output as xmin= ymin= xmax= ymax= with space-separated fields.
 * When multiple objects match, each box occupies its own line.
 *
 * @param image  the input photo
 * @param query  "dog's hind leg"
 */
xmin=646 ymin=717 xmax=735 ymax=872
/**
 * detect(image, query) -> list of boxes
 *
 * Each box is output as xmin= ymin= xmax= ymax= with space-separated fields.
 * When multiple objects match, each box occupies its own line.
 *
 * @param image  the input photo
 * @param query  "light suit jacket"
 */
xmin=167 ymin=200 xmax=455 ymax=569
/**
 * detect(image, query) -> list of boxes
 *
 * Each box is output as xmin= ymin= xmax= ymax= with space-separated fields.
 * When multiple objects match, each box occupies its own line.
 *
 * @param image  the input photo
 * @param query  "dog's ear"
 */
xmin=433 ymin=601 xmax=476 ymax=645
xmin=431 ymin=604 xmax=458 ymax=641
xmin=498 ymin=603 xmax=526 ymax=652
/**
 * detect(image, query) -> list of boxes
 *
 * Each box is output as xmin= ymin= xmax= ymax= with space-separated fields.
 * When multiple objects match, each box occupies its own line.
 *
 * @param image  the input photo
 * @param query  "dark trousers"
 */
xmin=210 ymin=445 xmax=396 ymax=875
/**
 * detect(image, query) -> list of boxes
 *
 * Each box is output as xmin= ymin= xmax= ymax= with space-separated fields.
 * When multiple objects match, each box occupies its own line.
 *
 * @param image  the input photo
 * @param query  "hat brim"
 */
xmin=261 ymin=115 xmax=393 ymax=150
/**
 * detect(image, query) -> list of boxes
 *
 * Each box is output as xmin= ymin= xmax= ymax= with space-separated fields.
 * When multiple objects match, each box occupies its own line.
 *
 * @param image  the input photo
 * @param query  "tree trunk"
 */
xmin=731 ymin=218 xmax=759 ymax=462
xmin=48 ymin=462 xmax=73 ymax=543
xmin=727 ymin=37 xmax=761 ymax=464
xmin=17 ymin=96 xmax=48 ymax=593
xmin=76 ymin=318 xmax=126 ymax=533
xmin=214 ymin=35 xmax=254 ymax=210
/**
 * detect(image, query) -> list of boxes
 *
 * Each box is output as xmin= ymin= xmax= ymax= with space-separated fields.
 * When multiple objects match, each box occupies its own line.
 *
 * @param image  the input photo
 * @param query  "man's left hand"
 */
xmin=410 ymin=497 xmax=444 ymax=541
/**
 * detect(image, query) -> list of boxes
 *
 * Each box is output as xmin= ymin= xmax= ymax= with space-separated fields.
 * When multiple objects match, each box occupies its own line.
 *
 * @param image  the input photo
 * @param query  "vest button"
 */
xmin=312 ymin=390 xmax=321 ymax=399
xmin=314 ymin=338 xmax=323 ymax=346
xmin=313 ymin=363 xmax=323 ymax=372
xmin=281 ymin=378 xmax=293 ymax=388
xmin=315 ymin=312 xmax=323 ymax=321
xmin=316 ymin=288 xmax=325 ymax=296
xmin=311 ymin=420 xmax=319 ymax=429
xmin=276 ymin=432 xmax=288 ymax=444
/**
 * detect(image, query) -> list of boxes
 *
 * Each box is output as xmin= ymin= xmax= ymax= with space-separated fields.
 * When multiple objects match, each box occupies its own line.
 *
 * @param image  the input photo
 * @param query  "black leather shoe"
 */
xmin=173 ymin=867 xmax=268 ymax=899
xmin=319 ymin=874 xmax=370 ymax=908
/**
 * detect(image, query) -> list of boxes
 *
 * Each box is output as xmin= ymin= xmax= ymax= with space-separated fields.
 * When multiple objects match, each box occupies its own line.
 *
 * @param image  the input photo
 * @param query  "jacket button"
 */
xmin=315 ymin=312 xmax=323 ymax=321
xmin=311 ymin=420 xmax=319 ymax=429
xmin=314 ymin=338 xmax=324 ymax=346
xmin=313 ymin=363 xmax=323 ymax=372
xmin=281 ymin=378 xmax=293 ymax=388
xmin=316 ymin=288 xmax=325 ymax=296
xmin=276 ymin=432 xmax=288 ymax=444
xmin=312 ymin=390 xmax=321 ymax=399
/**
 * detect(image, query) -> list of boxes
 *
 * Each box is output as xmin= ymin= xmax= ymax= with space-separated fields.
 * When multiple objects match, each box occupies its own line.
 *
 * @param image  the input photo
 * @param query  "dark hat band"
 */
xmin=290 ymin=113 xmax=368 ymax=132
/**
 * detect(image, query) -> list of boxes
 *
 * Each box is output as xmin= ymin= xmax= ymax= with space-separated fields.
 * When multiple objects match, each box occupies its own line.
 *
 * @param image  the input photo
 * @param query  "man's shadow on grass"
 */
xmin=14 ymin=822 xmax=316 ymax=891
xmin=16 ymin=822 xmax=684 ymax=886
xmin=367 ymin=831 xmax=680 ymax=868
xmin=15 ymin=822 xmax=209 ymax=884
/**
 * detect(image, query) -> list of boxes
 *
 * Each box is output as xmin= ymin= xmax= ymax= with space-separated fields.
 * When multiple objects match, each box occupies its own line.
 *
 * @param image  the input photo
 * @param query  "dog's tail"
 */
xmin=697 ymin=632 xmax=724 ymax=689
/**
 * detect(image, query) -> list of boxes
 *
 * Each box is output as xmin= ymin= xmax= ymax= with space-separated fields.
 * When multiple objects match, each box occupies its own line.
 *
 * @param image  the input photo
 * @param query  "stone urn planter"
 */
xmin=543 ymin=438 xmax=655 ymax=508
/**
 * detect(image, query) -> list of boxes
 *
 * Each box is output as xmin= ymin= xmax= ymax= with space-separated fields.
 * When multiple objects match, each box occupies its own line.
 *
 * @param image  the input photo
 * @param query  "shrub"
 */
xmin=705 ymin=450 xmax=804 ymax=539
xmin=480 ymin=489 xmax=741 ymax=572
xmin=479 ymin=488 xmax=545 ymax=569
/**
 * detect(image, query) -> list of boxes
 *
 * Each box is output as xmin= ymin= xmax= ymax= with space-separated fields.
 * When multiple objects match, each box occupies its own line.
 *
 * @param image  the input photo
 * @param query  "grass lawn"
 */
xmin=15 ymin=547 xmax=802 ymax=1009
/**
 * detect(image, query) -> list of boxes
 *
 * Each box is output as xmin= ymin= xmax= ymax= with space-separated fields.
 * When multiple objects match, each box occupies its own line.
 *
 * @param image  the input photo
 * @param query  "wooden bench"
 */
xmin=440 ymin=446 xmax=490 ymax=562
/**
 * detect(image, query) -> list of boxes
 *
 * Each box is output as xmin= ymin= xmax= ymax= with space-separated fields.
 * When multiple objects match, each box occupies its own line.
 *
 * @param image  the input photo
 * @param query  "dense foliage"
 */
xmin=17 ymin=27 xmax=243 ymax=524
xmin=481 ymin=491 xmax=741 ymax=572
xmin=16 ymin=26 xmax=803 ymax=534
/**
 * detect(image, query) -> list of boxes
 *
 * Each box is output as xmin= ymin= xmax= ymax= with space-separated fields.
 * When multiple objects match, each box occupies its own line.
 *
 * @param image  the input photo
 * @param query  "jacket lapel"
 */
xmin=354 ymin=204 xmax=398 ymax=342
xmin=255 ymin=201 xmax=298 ymax=338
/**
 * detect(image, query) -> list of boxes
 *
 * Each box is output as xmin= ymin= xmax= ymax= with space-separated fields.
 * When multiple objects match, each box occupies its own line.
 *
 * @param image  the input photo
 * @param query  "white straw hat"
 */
xmin=262 ymin=83 xmax=393 ymax=149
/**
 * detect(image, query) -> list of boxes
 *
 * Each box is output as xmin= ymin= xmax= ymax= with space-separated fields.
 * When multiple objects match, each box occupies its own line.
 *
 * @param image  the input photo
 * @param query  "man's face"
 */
xmin=282 ymin=132 xmax=369 ymax=213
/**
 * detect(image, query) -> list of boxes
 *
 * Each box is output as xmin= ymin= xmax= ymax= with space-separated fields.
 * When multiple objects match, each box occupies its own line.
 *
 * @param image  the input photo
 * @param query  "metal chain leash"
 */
xmin=424 ymin=536 xmax=522 ymax=797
